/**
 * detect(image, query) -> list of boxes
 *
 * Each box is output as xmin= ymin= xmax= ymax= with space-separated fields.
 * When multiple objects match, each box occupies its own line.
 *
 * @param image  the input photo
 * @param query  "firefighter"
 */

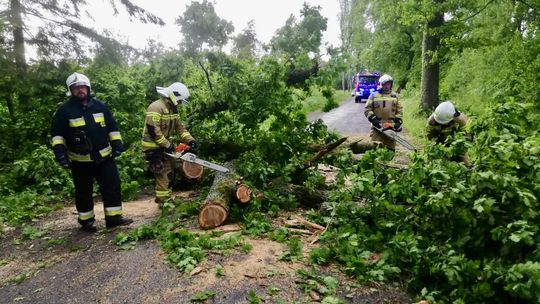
xmin=141 ymin=82 xmax=199 ymax=204
xmin=427 ymin=101 xmax=470 ymax=164
xmin=51 ymin=72 xmax=133 ymax=232
xmin=426 ymin=101 xmax=468 ymax=144
xmin=363 ymin=74 xmax=403 ymax=151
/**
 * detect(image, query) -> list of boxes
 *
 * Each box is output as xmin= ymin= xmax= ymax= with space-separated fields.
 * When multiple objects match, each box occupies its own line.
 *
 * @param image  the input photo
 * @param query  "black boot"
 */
xmin=105 ymin=215 xmax=133 ymax=228
xmin=78 ymin=218 xmax=97 ymax=233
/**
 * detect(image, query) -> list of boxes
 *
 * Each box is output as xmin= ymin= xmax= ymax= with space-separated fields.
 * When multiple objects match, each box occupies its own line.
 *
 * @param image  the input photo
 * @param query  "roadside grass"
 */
xmin=400 ymin=94 xmax=430 ymax=146
xmin=300 ymin=88 xmax=351 ymax=114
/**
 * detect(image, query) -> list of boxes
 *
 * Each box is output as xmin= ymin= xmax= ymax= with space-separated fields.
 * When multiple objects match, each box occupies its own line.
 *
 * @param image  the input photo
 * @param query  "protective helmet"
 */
xmin=156 ymin=82 xmax=190 ymax=106
xmin=66 ymin=72 xmax=91 ymax=96
xmin=378 ymin=74 xmax=393 ymax=86
xmin=433 ymin=101 xmax=457 ymax=124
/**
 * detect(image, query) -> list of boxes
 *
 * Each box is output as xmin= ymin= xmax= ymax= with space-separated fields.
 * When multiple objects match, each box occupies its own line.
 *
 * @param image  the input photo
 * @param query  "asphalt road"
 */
xmin=308 ymin=97 xmax=372 ymax=136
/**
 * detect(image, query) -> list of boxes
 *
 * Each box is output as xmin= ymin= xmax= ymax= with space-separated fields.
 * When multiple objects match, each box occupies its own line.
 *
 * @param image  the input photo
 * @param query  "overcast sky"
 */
xmin=87 ymin=0 xmax=341 ymax=50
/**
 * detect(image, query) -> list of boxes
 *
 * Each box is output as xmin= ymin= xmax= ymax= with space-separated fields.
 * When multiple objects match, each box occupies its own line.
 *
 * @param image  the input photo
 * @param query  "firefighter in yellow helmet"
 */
xmin=141 ymin=82 xmax=199 ymax=204
xmin=51 ymin=72 xmax=133 ymax=232
xmin=363 ymin=74 xmax=403 ymax=151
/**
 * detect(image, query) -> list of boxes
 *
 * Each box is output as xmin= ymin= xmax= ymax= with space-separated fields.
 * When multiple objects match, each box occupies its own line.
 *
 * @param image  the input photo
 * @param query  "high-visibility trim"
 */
xmin=141 ymin=140 xmax=159 ymax=148
xmin=155 ymin=136 xmax=167 ymax=145
xmin=99 ymin=146 xmax=112 ymax=157
xmin=69 ymin=117 xmax=86 ymax=127
xmin=109 ymin=131 xmax=122 ymax=141
xmin=68 ymin=146 xmax=112 ymax=162
xmin=93 ymin=113 xmax=105 ymax=123
xmin=68 ymin=151 xmax=92 ymax=162
xmin=104 ymin=206 xmax=122 ymax=217
xmin=180 ymin=131 xmax=192 ymax=141
xmin=78 ymin=210 xmax=95 ymax=220
xmin=156 ymin=189 xmax=171 ymax=198
xmin=146 ymin=112 xmax=161 ymax=120
xmin=52 ymin=136 xmax=66 ymax=146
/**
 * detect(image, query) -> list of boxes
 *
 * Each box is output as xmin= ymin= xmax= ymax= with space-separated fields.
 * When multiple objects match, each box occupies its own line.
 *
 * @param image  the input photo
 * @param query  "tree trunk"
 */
xmin=197 ymin=162 xmax=252 ymax=229
xmin=178 ymin=160 xmax=204 ymax=179
xmin=10 ymin=0 xmax=26 ymax=71
xmin=420 ymin=11 xmax=444 ymax=111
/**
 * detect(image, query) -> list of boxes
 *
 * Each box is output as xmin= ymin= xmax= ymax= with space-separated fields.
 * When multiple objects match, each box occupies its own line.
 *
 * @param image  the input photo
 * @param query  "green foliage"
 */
xmin=190 ymin=289 xmax=216 ymax=302
xmin=313 ymin=100 xmax=540 ymax=302
xmin=279 ymin=238 xmax=303 ymax=262
xmin=175 ymin=0 xmax=234 ymax=55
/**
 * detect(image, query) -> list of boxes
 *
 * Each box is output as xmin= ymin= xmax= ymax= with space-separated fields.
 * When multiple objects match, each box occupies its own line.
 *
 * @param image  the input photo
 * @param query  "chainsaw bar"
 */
xmin=373 ymin=127 xmax=417 ymax=151
xmin=165 ymin=152 xmax=230 ymax=173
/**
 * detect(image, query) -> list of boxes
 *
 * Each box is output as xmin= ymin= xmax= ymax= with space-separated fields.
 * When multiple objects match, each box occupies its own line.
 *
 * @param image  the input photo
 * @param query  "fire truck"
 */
xmin=352 ymin=72 xmax=380 ymax=103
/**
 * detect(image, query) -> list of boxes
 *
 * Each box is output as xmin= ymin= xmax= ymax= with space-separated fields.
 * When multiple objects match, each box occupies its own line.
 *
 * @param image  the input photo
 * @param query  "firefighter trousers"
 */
xmin=70 ymin=158 xmax=123 ymax=223
xmin=153 ymin=157 xmax=176 ymax=204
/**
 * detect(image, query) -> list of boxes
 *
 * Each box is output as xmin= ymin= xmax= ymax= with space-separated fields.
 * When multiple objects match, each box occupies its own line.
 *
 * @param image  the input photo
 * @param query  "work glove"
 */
xmin=393 ymin=118 xmax=403 ymax=132
xmin=188 ymin=140 xmax=200 ymax=152
xmin=57 ymin=154 xmax=70 ymax=169
xmin=111 ymin=140 xmax=124 ymax=157
xmin=368 ymin=114 xmax=382 ymax=129
xmin=165 ymin=143 xmax=175 ymax=154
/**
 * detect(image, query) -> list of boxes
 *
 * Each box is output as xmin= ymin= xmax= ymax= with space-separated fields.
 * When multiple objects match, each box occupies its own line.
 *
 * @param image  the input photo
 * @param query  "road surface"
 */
xmin=308 ymin=97 xmax=371 ymax=136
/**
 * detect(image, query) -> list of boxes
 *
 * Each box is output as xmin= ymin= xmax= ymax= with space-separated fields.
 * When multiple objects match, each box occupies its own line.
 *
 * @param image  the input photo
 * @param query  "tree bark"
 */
xmin=10 ymin=0 xmax=26 ymax=71
xmin=420 ymin=10 xmax=444 ymax=111
xmin=198 ymin=162 xmax=252 ymax=229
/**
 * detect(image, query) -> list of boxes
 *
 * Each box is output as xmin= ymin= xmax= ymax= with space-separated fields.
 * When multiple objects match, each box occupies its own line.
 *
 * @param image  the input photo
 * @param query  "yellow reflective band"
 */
xmin=93 ymin=113 xmax=105 ymax=123
xmin=52 ymin=136 xmax=66 ymax=146
xmin=99 ymin=146 xmax=112 ymax=157
xmin=156 ymin=190 xmax=171 ymax=198
xmin=146 ymin=112 xmax=161 ymax=118
xmin=69 ymin=117 xmax=86 ymax=127
xmin=180 ymin=132 xmax=192 ymax=141
xmin=109 ymin=131 xmax=122 ymax=141
xmin=104 ymin=206 xmax=122 ymax=217
xmin=67 ymin=151 xmax=92 ymax=162
xmin=79 ymin=210 xmax=95 ymax=220
xmin=155 ymin=136 xmax=167 ymax=144
xmin=141 ymin=140 xmax=159 ymax=148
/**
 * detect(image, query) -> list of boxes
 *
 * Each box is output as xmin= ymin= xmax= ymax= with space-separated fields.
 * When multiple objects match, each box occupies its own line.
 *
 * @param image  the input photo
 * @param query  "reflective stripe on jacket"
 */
xmin=51 ymin=97 xmax=122 ymax=162
xmin=141 ymin=97 xmax=193 ymax=151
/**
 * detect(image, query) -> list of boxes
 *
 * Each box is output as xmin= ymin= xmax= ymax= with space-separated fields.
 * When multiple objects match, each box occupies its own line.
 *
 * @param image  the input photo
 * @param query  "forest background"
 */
xmin=1 ymin=0 xmax=539 ymax=303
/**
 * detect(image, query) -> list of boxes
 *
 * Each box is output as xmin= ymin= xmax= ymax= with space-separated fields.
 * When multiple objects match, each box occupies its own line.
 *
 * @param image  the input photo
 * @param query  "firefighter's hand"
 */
xmin=165 ymin=143 xmax=175 ymax=154
xmin=111 ymin=141 xmax=124 ymax=157
xmin=57 ymin=154 xmax=70 ymax=168
xmin=393 ymin=118 xmax=403 ymax=132
xmin=188 ymin=140 xmax=199 ymax=152
xmin=368 ymin=114 xmax=381 ymax=129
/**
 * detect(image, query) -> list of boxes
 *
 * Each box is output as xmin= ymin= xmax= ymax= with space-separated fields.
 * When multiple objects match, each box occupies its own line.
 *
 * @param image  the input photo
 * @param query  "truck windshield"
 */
xmin=358 ymin=76 xmax=378 ymax=84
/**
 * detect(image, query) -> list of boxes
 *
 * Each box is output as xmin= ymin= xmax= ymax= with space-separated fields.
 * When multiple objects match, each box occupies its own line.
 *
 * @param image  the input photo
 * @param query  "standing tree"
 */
xmin=175 ymin=0 xmax=234 ymax=56
xmin=232 ymin=20 xmax=259 ymax=59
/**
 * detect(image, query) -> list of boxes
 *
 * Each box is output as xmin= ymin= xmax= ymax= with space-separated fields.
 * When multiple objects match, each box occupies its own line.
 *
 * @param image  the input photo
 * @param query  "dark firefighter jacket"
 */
xmin=51 ymin=97 xmax=123 ymax=162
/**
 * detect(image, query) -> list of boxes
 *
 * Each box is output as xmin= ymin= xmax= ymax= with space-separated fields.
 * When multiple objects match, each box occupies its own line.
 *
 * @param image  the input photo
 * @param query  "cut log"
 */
xmin=235 ymin=182 xmax=252 ymax=204
xmin=180 ymin=160 xmax=204 ymax=179
xmin=198 ymin=162 xmax=253 ymax=229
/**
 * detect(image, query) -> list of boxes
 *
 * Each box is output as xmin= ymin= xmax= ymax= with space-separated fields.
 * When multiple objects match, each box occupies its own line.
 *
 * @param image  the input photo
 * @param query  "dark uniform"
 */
xmin=51 ymin=96 xmax=126 ymax=227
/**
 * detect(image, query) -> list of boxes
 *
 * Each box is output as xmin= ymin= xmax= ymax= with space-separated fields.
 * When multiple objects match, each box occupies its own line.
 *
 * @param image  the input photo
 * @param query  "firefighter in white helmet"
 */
xmin=427 ymin=101 xmax=470 ymax=164
xmin=141 ymin=82 xmax=199 ymax=204
xmin=426 ymin=101 xmax=468 ymax=144
xmin=51 ymin=72 xmax=133 ymax=232
xmin=363 ymin=74 xmax=403 ymax=151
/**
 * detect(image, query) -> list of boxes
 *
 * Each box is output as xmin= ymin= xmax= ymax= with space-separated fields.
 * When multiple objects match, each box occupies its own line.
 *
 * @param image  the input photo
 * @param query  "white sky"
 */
xmin=87 ymin=0 xmax=341 ymax=50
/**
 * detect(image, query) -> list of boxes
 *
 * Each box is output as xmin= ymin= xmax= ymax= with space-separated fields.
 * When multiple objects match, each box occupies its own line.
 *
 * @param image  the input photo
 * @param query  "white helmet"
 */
xmin=66 ymin=72 xmax=91 ymax=96
xmin=378 ymin=74 xmax=393 ymax=86
xmin=433 ymin=101 xmax=457 ymax=124
xmin=156 ymin=82 xmax=190 ymax=106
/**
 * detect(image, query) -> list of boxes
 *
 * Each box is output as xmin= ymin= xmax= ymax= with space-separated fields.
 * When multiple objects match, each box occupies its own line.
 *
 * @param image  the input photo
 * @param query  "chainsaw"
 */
xmin=373 ymin=123 xmax=417 ymax=151
xmin=165 ymin=143 xmax=230 ymax=173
